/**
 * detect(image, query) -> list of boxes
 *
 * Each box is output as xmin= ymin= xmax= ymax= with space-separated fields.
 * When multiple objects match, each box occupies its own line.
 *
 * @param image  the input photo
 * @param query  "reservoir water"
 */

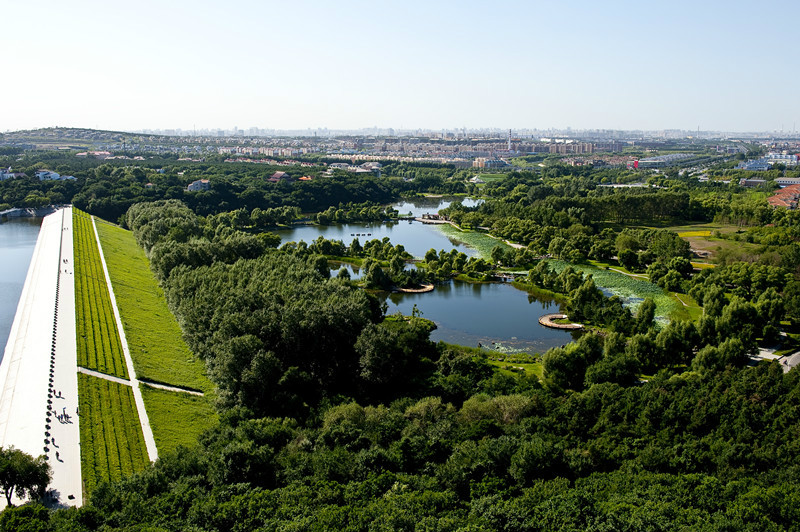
xmin=0 ymin=218 xmax=42 ymax=362
xmin=278 ymin=198 xmax=576 ymax=353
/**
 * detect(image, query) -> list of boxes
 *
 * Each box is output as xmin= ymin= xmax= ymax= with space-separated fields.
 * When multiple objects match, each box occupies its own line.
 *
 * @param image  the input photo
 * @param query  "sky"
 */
xmin=2 ymin=0 xmax=799 ymax=133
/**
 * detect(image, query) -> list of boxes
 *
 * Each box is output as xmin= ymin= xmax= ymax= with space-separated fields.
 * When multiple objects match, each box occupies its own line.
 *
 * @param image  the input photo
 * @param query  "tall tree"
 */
xmin=0 ymin=447 xmax=51 ymax=506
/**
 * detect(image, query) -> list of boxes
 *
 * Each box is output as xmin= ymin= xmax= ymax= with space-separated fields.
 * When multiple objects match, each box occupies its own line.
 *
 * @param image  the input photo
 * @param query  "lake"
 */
xmin=278 ymin=197 xmax=484 ymax=260
xmin=279 ymin=198 xmax=576 ymax=353
xmin=0 ymin=217 xmax=42 ymax=362
xmin=386 ymin=280 xmax=577 ymax=353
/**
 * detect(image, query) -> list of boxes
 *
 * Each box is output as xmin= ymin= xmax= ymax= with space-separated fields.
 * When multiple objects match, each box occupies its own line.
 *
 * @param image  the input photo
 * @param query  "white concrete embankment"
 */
xmin=0 ymin=207 xmax=81 ymax=507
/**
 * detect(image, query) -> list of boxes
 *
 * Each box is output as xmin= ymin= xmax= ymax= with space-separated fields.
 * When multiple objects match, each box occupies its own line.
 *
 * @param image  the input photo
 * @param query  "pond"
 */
xmin=326 ymin=262 xmax=576 ymax=353
xmin=0 ymin=217 xmax=42 ymax=361
xmin=385 ymin=280 xmax=578 ymax=353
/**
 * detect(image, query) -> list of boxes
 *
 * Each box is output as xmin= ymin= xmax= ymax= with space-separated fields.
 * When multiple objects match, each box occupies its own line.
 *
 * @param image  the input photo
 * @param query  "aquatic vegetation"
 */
xmin=548 ymin=260 xmax=678 ymax=319
xmin=435 ymin=224 xmax=514 ymax=260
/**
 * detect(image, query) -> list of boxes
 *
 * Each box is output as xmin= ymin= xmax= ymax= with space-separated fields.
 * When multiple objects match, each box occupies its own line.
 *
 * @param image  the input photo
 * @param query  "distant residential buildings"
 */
xmin=267 ymin=171 xmax=292 ymax=182
xmin=75 ymin=151 xmax=112 ymax=159
xmin=739 ymin=178 xmax=766 ymax=187
xmin=768 ymin=184 xmax=800 ymax=209
xmin=739 ymin=177 xmax=800 ymax=188
xmin=0 ymin=167 xmax=25 ymax=180
xmin=736 ymin=159 xmax=771 ymax=171
xmin=186 ymin=179 xmax=210 ymax=191
xmin=547 ymin=142 xmax=594 ymax=155
xmin=766 ymin=152 xmax=800 ymax=166
xmin=35 ymin=170 xmax=75 ymax=181
xmin=473 ymin=158 xmax=509 ymax=169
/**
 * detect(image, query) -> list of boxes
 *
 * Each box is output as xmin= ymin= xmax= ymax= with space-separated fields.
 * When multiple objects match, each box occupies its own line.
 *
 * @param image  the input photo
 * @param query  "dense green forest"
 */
xmin=4 ymin=151 xmax=800 ymax=531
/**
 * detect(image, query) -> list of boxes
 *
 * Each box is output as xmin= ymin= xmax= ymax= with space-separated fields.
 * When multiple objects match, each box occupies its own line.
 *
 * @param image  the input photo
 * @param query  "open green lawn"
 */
xmin=140 ymin=385 xmax=218 ymax=455
xmin=95 ymin=220 xmax=213 ymax=393
xmin=73 ymin=210 xmax=128 ymax=378
xmin=441 ymin=342 xmax=544 ymax=380
xmin=77 ymin=373 xmax=149 ymax=495
xmin=670 ymin=292 xmax=703 ymax=322
xmin=472 ymin=173 xmax=507 ymax=182
xmin=487 ymin=358 xmax=544 ymax=380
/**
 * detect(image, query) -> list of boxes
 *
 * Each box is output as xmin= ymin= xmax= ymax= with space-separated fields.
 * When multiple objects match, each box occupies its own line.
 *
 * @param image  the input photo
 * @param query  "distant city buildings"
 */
xmin=325 ymin=162 xmax=382 ymax=175
xmin=736 ymin=152 xmax=799 ymax=171
xmin=739 ymin=177 xmax=800 ymax=188
xmin=635 ymin=153 xmax=693 ymax=168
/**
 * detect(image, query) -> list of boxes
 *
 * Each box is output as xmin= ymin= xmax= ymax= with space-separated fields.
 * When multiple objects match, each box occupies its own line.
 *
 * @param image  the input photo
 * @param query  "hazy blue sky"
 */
xmin=3 ymin=0 xmax=798 ymax=132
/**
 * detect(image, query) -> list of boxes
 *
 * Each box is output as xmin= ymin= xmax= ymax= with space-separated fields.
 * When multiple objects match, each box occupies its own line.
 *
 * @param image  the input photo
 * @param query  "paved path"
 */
xmin=91 ymin=217 xmax=158 ymax=462
xmin=673 ymin=293 xmax=691 ymax=307
xmin=78 ymin=366 xmax=204 ymax=397
xmin=140 ymin=380 xmax=205 ymax=396
xmin=607 ymin=266 xmax=649 ymax=279
xmin=77 ymin=366 xmax=131 ymax=387
xmin=0 ymin=208 xmax=82 ymax=507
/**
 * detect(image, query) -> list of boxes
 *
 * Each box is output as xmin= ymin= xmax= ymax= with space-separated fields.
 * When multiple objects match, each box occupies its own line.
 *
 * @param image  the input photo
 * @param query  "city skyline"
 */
xmin=4 ymin=0 xmax=799 ymax=133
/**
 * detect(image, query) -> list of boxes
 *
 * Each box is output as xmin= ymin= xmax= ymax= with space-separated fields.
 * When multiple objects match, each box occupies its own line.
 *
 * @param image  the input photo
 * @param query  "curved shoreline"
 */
xmin=539 ymin=313 xmax=584 ymax=330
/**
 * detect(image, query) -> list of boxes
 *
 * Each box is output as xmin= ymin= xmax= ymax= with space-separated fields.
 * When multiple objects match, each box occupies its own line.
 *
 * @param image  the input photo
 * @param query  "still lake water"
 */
xmin=278 ymin=198 xmax=576 ymax=353
xmin=279 ymin=198 xmax=484 ymax=259
xmin=0 ymin=218 xmax=42 ymax=362
xmin=386 ymin=281 xmax=578 ymax=352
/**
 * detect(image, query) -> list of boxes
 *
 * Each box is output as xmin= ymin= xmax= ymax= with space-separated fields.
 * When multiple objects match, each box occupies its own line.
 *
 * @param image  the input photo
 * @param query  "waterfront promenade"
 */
xmin=0 ymin=208 xmax=81 ymax=507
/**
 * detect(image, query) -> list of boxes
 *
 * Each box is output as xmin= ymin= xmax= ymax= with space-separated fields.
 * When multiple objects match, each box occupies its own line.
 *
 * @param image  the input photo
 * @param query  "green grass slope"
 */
xmin=94 ymin=220 xmax=213 ymax=393
xmin=140 ymin=385 xmax=218 ymax=454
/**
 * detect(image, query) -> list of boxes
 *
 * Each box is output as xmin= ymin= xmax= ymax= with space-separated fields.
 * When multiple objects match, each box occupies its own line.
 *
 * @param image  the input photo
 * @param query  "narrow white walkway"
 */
xmin=78 ymin=366 xmax=205 ymax=396
xmin=141 ymin=380 xmax=205 ymax=397
xmin=0 ymin=208 xmax=82 ymax=507
xmin=76 ymin=366 xmax=131 ymax=387
xmin=91 ymin=217 xmax=158 ymax=462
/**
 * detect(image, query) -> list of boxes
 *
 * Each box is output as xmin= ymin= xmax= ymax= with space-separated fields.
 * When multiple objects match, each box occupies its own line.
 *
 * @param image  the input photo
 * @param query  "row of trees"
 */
xmin=314 ymin=202 xmax=399 ymax=225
